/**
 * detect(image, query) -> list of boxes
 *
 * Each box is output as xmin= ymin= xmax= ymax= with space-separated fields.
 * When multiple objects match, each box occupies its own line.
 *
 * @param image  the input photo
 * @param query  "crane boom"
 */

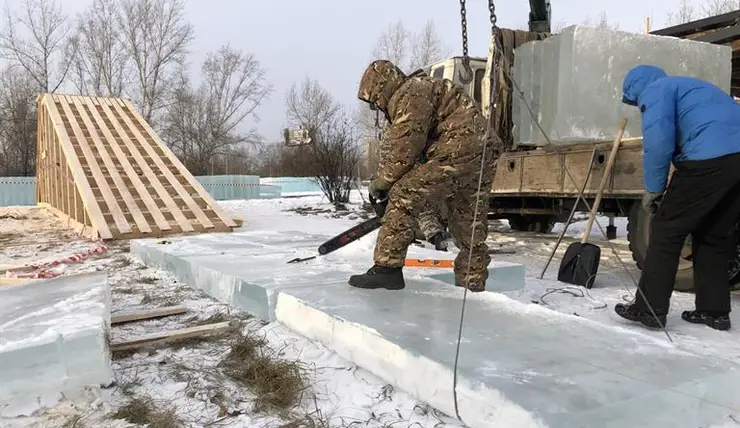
xmin=528 ymin=0 xmax=551 ymax=33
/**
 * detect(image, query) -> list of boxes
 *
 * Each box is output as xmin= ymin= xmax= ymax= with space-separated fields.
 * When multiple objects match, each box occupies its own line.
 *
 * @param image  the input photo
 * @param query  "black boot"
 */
xmin=348 ymin=265 xmax=405 ymax=290
xmin=614 ymin=303 xmax=666 ymax=329
xmin=681 ymin=310 xmax=731 ymax=331
xmin=428 ymin=232 xmax=448 ymax=252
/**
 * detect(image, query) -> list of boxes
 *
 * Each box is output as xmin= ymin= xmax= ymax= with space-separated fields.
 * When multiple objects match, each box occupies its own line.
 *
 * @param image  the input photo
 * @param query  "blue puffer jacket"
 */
xmin=622 ymin=65 xmax=740 ymax=193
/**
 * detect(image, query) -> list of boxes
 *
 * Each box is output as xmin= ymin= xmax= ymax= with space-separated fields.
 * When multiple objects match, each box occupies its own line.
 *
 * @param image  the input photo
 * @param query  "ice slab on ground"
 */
xmin=276 ymin=284 xmax=740 ymax=428
xmin=512 ymin=25 xmax=732 ymax=146
xmin=428 ymin=260 xmax=525 ymax=292
xmin=132 ymin=231 xmax=525 ymax=320
xmin=0 ymin=273 xmax=113 ymax=417
xmin=133 ymin=230 xmax=740 ymax=427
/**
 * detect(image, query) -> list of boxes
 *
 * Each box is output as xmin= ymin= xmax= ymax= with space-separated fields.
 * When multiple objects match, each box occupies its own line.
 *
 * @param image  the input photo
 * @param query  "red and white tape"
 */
xmin=5 ymin=242 xmax=109 ymax=279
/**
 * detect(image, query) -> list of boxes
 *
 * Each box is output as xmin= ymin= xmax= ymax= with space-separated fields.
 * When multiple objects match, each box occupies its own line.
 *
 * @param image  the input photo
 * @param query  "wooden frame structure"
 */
xmin=36 ymin=94 xmax=239 ymax=240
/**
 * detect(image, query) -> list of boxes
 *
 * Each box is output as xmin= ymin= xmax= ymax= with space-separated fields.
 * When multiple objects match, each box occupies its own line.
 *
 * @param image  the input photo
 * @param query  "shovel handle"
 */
xmin=581 ymin=118 xmax=628 ymax=243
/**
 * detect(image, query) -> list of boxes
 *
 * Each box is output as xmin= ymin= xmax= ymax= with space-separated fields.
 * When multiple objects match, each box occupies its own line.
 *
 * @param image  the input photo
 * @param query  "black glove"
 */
xmin=642 ymin=191 xmax=664 ymax=214
xmin=368 ymin=178 xmax=391 ymax=200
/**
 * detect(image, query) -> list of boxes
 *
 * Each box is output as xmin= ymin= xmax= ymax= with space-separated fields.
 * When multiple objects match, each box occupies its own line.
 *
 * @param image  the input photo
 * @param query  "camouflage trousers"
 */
xmin=414 ymin=204 xmax=447 ymax=240
xmin=373 ymin=142 xmax=495 ymax=291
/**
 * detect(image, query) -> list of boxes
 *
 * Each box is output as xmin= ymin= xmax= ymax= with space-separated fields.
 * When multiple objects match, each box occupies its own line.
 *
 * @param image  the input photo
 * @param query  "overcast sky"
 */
xmin=3 ymin=0 xmax=702 ymax=142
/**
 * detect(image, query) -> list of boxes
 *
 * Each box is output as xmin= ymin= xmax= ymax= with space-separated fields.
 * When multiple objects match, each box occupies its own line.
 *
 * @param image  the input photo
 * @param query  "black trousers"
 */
xmin=636 ymin=152 xmax=740 ymax=315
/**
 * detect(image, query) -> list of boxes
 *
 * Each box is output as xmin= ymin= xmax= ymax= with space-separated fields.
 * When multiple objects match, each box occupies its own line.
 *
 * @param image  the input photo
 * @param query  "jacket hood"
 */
xmin=357 ymin=60 xmax=407 ymax=113
xmin=622 ymin=65 xmax=668 ymax=105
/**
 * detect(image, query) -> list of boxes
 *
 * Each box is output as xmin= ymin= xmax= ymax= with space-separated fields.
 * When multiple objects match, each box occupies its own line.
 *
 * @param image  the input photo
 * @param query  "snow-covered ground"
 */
xmin=3 ymin=190 xmax=740 ymax=428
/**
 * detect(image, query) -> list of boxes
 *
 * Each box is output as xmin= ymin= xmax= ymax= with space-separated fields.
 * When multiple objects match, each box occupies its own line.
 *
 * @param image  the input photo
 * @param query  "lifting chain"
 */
xmin=458 ymin=0 xmax=499 ymax=84
xmin=488 ymin=0 xmax=498 ymax=29
xmin=457 ymin=0 xmax=473 ymax=84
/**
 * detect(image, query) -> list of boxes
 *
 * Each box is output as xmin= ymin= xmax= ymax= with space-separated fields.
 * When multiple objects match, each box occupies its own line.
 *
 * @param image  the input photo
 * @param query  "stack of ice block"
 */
xmin=512 ymin=25 xmax=732 ymax=146
xmin=0 ymin=273 xmax=113 ymax=417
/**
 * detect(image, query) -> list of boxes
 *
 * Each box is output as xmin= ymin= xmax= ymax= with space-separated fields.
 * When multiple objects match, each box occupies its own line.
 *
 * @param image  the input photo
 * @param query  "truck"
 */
xmin=414 ymin=2 xmax=740 ymax=292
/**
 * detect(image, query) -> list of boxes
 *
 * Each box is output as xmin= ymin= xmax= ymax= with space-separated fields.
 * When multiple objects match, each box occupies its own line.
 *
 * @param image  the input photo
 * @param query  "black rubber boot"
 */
xmin=348 ymin=265 xmax=405 ymax=290
xmin=614 ymin=303 xmax=667 ymax=329
xmin=681 ymin=310 xmax=731 ymax=331
xmin=428 ymin=232 xmax=448 ymax=252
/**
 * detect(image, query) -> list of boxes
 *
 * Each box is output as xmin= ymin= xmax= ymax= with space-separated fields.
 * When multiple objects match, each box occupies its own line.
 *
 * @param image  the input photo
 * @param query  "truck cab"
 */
xmin=416 ymin=56 xmax=490 ymax=110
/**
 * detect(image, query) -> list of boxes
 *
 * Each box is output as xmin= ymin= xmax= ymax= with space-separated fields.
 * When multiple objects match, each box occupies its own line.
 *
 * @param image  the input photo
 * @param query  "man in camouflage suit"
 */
xmin=377 ymin=126 xmax=451 ymax=251
xmin=349 ymin=59 xmax=497 ymax=292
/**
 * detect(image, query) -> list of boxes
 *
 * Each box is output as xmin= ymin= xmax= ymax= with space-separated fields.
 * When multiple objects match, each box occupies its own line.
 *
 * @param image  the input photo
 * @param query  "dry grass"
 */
xmin=220 ymin=331 xmax=310 ymax=415
xmin=111 ymin=255 xmax=133 ymax=268
xmin=139 ymin=275 xmax=159 ymax=284
xmin=111 ymin=395 xmax=182 ymax=428
xmin=60 ymin=415 xmax=86 ymax=428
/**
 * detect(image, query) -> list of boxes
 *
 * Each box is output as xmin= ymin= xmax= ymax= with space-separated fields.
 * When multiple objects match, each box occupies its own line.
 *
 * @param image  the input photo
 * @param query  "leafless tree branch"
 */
xmin=119 ymin=0 xmax=195 ymax=124
xmin=71 ymin=0 xmax=132 ymax=97
xmin=161 ymin=46 xmax=271 ymax=175
xmin=0 ymin=0 xmax=77 ymax=93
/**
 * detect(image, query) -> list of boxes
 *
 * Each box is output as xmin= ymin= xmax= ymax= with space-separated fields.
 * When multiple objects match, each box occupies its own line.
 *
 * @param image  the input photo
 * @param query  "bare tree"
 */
xmin=371 ymin=19 xmax=449 ymax=73
xmin=701 ymin=0 xmax=740 ymax=17
xmin=309 ymin=110 xmax=362 ymax=204
xmin=409 ymin=20 xmax=448 ymax=70
xmin=0 ymin=0 xmax=77 ymax=93
xmin=71 ymin=0 xmax=131 ymax=97
xmin=581 ymin=11 xmax=619 ymax=30
xmin=667 ymin=0 xmax=697 ymax=25
xmin=285 ymin=77 xmax=339 ymax=133
xmin=161 ymin=45 xmax=272 ymax=175
xmin=372 ymin=21 xmax=410 ymax=68
xmin=119 ymin=0 xmax=194 ymax=124
xmin=0 ymin=65 xmax=37 ymax=176
xmin=284 ymin=78 xmax=360 ymax=203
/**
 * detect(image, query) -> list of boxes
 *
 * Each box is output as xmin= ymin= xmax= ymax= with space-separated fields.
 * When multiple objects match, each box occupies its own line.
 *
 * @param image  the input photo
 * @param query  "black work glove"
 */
xmin=642 ymin=191 xmax=664 ymax=214
xmin=368 ymin=178 xmax=391 ymax=200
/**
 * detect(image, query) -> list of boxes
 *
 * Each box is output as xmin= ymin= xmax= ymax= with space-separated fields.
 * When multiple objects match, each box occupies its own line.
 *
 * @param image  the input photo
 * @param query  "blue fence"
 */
xmin=259 ymin=177 xmax=323 ymax=194
xmin=0 ymin=176 xmax=322 ymax=207
xmin=0 ymin=177 xmax=36 ymax=206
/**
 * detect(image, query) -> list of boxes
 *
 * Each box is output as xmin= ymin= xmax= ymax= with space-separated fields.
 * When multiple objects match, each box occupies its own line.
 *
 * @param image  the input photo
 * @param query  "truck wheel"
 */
xmin=508 ymin=215 xmax=556 ymax=233
xmin=627 ymin=202 xmax=740 ymax=293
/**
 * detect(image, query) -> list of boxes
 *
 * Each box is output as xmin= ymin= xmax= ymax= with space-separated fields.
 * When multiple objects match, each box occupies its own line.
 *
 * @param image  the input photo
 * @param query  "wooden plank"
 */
xmin=120 ymin=99 xmax=237 ymax=229
xmin=111 ymin=100 xmax=215 ymax=230
xmin=96 ymin=99 xmax=193 ymax=233
xmin=58 ymin=95 xmax=131 ymax=235
xmin=83 ymin=97 xmax=170 ymax=233
xmin=41 ymin=94 xmax=112 ymax=240
xmin=111 ymin=305 xmax=187 ymax=325
xmin=71 ymin=96 xmax=152 ymax=234
xmin=111 ymin=322 xmax=232 ymax=352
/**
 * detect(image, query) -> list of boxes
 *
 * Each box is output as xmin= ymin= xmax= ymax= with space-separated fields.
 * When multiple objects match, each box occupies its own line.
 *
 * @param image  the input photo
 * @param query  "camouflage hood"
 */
xmin=357 ymin=60 xmax=407 ymax=113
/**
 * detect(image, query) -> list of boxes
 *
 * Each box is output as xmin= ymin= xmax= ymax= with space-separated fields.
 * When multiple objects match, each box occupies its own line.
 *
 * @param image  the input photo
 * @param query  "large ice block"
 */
xmin=512 ymin=25 xmax=733 ymax=146
xmin=276 ymin=283 xmax=740 ymax=428
xmin=133 ymin=230 xmax=740 ymax=427
xmin=131 ymin=231 xmax=526 ymax=321
xmin=0 ymin=273 xmax=113 ymax=417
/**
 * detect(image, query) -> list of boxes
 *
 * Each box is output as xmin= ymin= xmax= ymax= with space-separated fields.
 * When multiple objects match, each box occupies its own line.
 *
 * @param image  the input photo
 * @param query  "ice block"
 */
xmin=512 ymin=25 xmax=732 ymax=146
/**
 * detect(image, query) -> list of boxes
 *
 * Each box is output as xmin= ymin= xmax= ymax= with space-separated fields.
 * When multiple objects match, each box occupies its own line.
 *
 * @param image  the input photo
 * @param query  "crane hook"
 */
xmin=458 ymin=0 xmax=474 ymax=84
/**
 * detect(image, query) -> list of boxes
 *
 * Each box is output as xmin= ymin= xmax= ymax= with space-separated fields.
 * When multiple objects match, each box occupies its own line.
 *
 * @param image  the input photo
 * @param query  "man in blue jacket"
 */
xmin=615 ymin=64 xmax=740 ymax=331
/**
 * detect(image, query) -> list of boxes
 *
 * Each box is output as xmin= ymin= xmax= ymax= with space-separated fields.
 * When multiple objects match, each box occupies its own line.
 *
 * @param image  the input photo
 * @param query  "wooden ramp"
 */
xmin=35 ymin=94 xmax=239 ymax=240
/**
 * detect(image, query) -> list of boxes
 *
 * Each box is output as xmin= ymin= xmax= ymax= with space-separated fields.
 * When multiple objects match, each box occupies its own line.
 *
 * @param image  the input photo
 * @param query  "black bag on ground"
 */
xmin=558 ymin=242 xmax=600 ymax=288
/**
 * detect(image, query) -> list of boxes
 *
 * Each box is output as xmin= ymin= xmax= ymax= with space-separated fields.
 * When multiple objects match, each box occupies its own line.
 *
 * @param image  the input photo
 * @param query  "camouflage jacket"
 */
xmin=358 ymin=60 xmax=488 ymax=184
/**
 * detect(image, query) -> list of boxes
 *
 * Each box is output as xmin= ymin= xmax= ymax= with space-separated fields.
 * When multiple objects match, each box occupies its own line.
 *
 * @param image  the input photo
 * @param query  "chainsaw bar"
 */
xmin=287 ymin=216 xmax=382 ymax=263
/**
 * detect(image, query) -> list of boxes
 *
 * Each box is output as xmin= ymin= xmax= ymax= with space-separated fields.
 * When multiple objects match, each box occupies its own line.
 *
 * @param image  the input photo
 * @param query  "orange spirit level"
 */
xmin=404 ymin=259 xmax=454 ymax=268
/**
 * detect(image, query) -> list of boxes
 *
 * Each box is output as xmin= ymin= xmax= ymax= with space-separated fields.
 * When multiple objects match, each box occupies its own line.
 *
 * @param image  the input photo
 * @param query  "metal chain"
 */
xmin=458 ymin=0 xmax=473 ymax=84
xmin=488 ymin=0 xmax=497 ymax=28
